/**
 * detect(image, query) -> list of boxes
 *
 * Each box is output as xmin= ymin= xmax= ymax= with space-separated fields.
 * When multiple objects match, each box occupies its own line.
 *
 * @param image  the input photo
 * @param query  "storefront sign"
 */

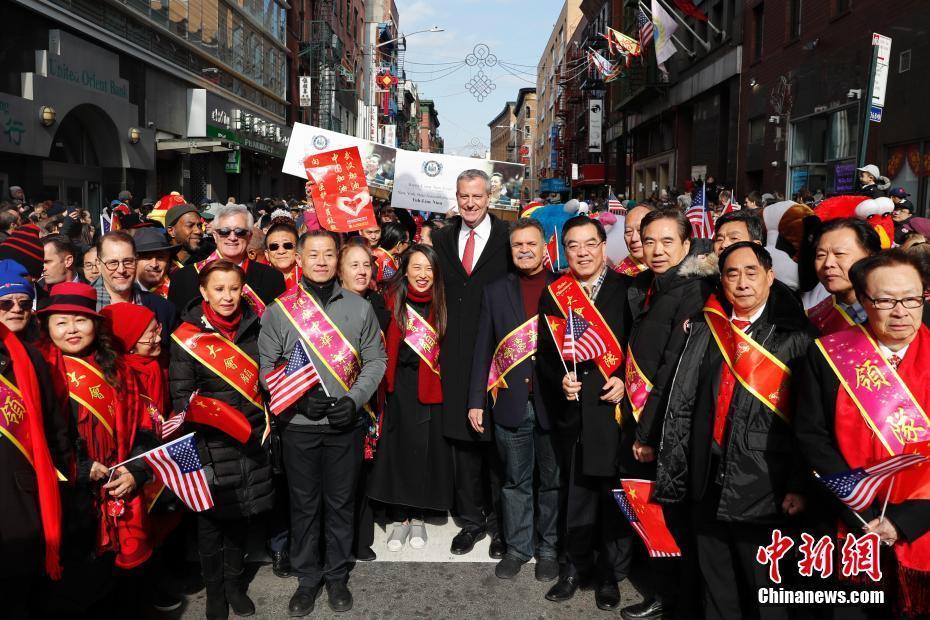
xmin=299 ymin=76 xmax=312 ymax=107
xmin=588 ymin=100 xmax=603 ymax=153
xmin=540 ymin=178 xmax=570 ymax=193
xmin=201 ymin=92 xmax=290 ymax=158
xmin=46 ymin=30 xmax=129 ymax=101
xmin=834 ymin=162 xmax=857 ymax=192
xmin=225 ymin=150 xmax=241 ymax=174
xmin=790 ymin=168 xmax=809 ymax=195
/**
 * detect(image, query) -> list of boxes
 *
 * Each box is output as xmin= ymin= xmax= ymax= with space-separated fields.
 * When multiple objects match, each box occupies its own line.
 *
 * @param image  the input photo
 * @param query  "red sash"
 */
xmin=613 ymin=255 xmax=647 ymax=277
xmin=63 ymin=356 xmax=117 ymax=438
xmin=547 ymin=274 xmax=623 ymax=378
xmin=703 ymin=294 xmax=791 ymax=422
xmin=0 ymin=374 xmax=67 ymax=481
xmin=404 ymin=304 xmax=440 ymax=375
xmin=171 ymin=322 xmax=262 ymax=409
xmin=487 ymin=316 xmax=538 ymax=403
xmin=148 ymin=278 xmax=170 ymax=299
xmin=807 ymin=295 xmax=855 ymax=335
xmin=195 ymin=251 xmax=267 ymax=316
xmin=276 ymin=284 xmax=362 ymax=390
xmin=624 ymin=348 xmax=653 ymax=422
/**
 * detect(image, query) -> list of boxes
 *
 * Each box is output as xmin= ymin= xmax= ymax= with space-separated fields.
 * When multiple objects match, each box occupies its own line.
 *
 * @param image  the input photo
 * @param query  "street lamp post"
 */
xmin=495 ymin=124 xmax=535 ymax=200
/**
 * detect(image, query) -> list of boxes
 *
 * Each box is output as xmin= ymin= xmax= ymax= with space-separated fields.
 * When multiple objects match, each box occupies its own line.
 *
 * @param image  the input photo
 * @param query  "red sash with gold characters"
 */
xmin=63 ymin=356 xmax=117 ymax=438
xmin=276 ymin=284 xmax=362 ymax=390
xmin=195 ymin=251 xmax=267 ymax=316
xmin=148 ymin=278 xmax=170 ymax=299
xmin=373 ymin=247 xmax=398 ymax=281
xmin=404 ymin=304 xmax=440 ymax=375
xmin=624 ymin=348 xmax=653 ymax=422
xmin=547 ymin=275 xmax=623 ymax=378
xmin=613 ymin=255 xmax=647 ymax=277
xmin=487 ymin=316 xmax=538 ymax=403
xmin=0 ymin=374 xmax=67 ymax=480
xmin=807 ymin=295 xmax=855 ymax=335
xmin=817 ymin=324 xmax=930 ymax=458
xmin=171 ymin=322 xmax=262 ymax=409
xmin=703 ymin=294 xmax=791 ymax=422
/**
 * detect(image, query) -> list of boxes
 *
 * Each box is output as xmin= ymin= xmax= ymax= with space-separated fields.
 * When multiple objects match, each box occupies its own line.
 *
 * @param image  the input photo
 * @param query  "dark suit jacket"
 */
xmin=467 ymin=272 xmax=558 ymax=430
xmin=432 ymin=215 xmax=513 ymax=441
xmin=537 ymin=269 xmax=632 ymax=477
xmin=168 ymin=260 xmax=286 ymax=312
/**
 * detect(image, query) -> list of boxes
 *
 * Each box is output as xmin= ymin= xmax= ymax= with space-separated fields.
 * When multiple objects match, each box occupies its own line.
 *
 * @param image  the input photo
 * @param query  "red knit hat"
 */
xmin=0 ymin=223 xmax=43 ymax=278
xmin=100 ymin=303 xmax=156 ymax=353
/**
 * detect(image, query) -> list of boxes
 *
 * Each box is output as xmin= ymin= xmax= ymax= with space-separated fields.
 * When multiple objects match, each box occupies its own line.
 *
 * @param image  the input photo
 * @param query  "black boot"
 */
xmin=223 ymin=547 xmax=256 ymax=617
xmin=200 ymin=552 xmax=228 ymax=620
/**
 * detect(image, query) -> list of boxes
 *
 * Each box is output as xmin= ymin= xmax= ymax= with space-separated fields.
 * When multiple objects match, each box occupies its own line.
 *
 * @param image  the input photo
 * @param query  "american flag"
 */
xmin=143 ymin=433 xmax=214 ymax=512
xmin=817 ymin=453 xmax=928 ymax=512
xmin=637 ymin=8 xmax=654 ymax=51
xmin=562 ymin=308 xmax=607 ymax=362
xmin=613 ymin=480 xmax=681 ymax=558
xmin=686 ymin=182 xmax=713 ymax=239
xmin=607 ymin=192 xmax=625 ymax=214
xmin=159 ymin=391 xmax=198 ymax=439
xmin=265 ymin=340 xmax=322 ymax=415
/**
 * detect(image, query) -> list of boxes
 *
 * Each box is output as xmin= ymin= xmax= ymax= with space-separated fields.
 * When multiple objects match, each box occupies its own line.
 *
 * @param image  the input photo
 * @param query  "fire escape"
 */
xmin=301 ymin=0 xmax=340 ymax=131
xmin=555 ymin=46 xmax=584 ymax=179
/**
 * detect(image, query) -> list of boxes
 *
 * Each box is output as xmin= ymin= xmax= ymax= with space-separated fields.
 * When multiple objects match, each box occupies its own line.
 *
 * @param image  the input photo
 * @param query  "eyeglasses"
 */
xmin=83 ymin=262 xmax=98 ymax=271
xmin=268 ymin=242 xmax=295 ymax=252
xmin=564 ymin=240 xmax=604 ymax=254
xmin=865 ymin=295 xmax=924 ymax=310
xmin=215 ymin=227 xmax=250 ymax=238
xmin=100 ymin=257 xmax=137 ymax=271
xmin=0 ymin=299 xmax=30 ymax=312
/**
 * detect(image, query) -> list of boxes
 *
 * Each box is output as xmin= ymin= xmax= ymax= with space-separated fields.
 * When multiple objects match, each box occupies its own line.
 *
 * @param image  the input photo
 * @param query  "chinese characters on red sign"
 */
xmin=304 ymin=147 xmax=378 ymax=233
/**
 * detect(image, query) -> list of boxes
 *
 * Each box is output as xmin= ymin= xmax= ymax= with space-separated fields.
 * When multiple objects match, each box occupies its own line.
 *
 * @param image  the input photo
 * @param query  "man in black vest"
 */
xmin=467 ymin=218 xmax=560 ymax=582
xmin=432 ymin=169 xmax=513 ymax=557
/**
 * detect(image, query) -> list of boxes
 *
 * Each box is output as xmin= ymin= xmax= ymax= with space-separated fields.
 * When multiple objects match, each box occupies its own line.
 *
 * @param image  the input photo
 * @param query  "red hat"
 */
xmin=36 ymin=282 xmax=102 ymax=317
xmin=100 ymin=303 xmax=155 ymax=353
xmin=0 ymin=223 xmax=43 ymax=278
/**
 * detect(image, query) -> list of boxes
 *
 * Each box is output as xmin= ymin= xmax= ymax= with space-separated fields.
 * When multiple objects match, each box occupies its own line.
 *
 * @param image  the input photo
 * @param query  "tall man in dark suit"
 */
xmin=537 ymin=216 xmax=632 ymax=611
xmin=468 ymin=218 xmax=560 ymax=582
xmin=432 ymin=169 xmax=513 ymax=556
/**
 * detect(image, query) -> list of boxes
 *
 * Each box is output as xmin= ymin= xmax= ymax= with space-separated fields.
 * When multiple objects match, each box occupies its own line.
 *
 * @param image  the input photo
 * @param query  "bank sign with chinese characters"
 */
xmin=205 ymin=93 xmax=290 ymax=159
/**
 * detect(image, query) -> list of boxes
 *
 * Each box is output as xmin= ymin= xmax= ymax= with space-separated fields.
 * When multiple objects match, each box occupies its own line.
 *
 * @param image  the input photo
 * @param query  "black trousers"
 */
xmin=562 ymin=439 xmax=633 ymax=583
xmin=283 ymin=425 xmax=364 ymax=588
xmin=693 ymin=484 xmax=789 ymax=620
xmin=451 ymin=439 xmax=503 ymax=536
xmin=197 ymin=512 xmax=249 ymax=557
xmin=354 ymin=462 xmax=374 ymax=553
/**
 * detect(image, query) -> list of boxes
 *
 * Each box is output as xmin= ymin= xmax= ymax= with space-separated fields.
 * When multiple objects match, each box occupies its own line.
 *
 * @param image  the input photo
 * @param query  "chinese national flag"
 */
xmin=673 ymin=0 xmax=708 ymax=21
xmin=187 ymin=395 xmax=253 ymax=444
xmin=614 ymin=479 xmax=681 ymax=557
xmin=303 ymin=147 xmax=378 ymax=233
xmin=893 ymin=440 xmax=930 ymax=503
xmin=543 ymin=232 xmax=560 ymax=272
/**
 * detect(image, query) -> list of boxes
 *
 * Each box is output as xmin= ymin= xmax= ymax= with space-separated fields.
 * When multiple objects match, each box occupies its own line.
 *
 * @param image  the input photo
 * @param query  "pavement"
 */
xmin=175 ymin=518 xmax=645 ymax=619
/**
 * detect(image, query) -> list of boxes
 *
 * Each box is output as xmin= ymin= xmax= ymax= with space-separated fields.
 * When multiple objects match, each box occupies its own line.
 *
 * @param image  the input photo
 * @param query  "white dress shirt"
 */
xmin=731 ymin=304 xmax=766 ymax=326
xmin=877 ymin=341 xmax=909 ymax=366
xmin=457 ymin=215 xmax=493 ymax=266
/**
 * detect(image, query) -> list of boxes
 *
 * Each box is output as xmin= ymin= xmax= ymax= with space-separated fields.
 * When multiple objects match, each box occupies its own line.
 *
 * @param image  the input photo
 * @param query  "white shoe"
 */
xmin=387 ymin=523 xmax=410 ymax=552
xmin=408 ymin=520 xmax=427 ymax=549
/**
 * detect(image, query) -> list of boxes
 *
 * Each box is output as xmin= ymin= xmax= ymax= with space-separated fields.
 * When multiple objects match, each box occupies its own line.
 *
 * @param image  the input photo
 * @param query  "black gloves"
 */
xmin=299 ymin=387 xmax=337 ymax=420
xmin=326 ymin=396 xmax=358 ymax=428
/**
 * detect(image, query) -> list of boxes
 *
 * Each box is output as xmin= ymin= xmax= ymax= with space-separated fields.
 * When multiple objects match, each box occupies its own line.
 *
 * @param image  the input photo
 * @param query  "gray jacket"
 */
xmin=258 ymin=281 xmax=387 ymax=426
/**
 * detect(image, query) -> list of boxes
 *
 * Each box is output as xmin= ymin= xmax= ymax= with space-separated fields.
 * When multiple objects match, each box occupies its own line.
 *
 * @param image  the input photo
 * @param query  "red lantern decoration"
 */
xmin=377 ymin=71 xmax=398 ymax=116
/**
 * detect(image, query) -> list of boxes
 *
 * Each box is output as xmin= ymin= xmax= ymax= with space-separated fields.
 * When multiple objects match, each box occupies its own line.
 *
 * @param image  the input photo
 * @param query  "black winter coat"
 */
xmin=169 ymin=301 xmax=274 ymax=519
xmin=0 ymin=343 xmax=71 ymax=578
xmin=654 ymin=284 xmax=813 ymax=524
xmin=432 ymin=215 xmax=513 ymax=441
xmin=537 ymin=270 xmax=631 ymax=477
xmin=168 ymin=260 xmax=286 ymax=314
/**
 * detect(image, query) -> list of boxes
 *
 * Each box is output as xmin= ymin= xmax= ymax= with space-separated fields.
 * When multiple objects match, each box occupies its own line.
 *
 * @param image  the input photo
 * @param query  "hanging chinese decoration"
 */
xmin=377 ymin=71 xmax=398 ymax=116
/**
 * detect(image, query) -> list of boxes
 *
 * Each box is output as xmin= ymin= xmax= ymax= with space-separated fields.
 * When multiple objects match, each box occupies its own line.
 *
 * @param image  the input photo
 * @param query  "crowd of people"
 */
xmin=0 ymin=165 xmax=928 ymax=620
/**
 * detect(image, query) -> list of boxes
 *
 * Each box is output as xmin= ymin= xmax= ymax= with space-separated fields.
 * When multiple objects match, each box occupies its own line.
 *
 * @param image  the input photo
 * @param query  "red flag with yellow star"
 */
xmin=613 ymin=479 xmax=681 ymax=558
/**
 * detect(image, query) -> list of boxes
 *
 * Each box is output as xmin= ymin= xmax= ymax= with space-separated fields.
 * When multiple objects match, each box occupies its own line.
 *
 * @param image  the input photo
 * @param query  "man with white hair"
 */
xmin=168 ymin=203 xmax=286 ymax=312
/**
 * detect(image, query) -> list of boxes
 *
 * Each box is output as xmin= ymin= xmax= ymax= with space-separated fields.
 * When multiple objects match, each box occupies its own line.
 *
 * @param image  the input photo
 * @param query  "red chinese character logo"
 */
xmin=797 ymin=533 xmax=835 ymax=578
xmin=840 ymin=532 xmax=882 ymax=582
xmin=756 ymin=529 xmax=795 ymax=584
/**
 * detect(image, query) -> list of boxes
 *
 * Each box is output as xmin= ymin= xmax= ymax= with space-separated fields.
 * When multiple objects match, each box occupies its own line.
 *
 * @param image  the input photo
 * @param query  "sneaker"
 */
xmin=386 ymin=523 xmax=410 ymax=552
xmin=408 ymin=520 xmax=427 ymax=549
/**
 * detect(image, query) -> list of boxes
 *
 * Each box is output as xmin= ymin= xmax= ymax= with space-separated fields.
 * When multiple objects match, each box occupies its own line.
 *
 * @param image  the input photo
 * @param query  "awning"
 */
xmin=156 ymin=139 xmax=233 ymax=154
xmin=572 ymin=163 xmax=606 ymax=187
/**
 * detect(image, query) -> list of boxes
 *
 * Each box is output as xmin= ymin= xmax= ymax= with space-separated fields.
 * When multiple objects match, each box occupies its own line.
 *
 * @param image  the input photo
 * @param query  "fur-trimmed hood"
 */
xmin=676 ymin=251 xmax=719 ymax=279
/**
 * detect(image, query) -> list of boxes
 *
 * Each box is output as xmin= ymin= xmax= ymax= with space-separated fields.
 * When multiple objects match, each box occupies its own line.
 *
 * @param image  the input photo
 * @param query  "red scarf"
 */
xmin=123 ymin=354 xmax=169 ymax=420
xmin=201 ymin=301 xmax=242 ymax=342
xmin=385 ymin=288 xmax=442 ymax=404
xmin=834 ymin=326 xmax=930 ymax=616
xmin=1 ymin=325 xmax=63 ymax=579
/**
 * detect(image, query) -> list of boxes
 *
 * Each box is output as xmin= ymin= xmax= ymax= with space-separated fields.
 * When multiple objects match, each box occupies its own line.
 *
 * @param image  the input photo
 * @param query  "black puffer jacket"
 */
xmin=169 ymin=300 xmax=274 ymax=519
xmin=654 ymin=283 xmax=813 ymax=524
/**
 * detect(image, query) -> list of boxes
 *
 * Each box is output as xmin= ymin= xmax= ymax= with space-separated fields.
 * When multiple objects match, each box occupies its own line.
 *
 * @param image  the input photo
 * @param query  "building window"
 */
xmin=835 ymin=0 xmax=851 ymax=15
xmin=748 ymin=117 xmax=765 ymax=144
xmin=788 ymin=0 xmax=801 ymax=40
xmin=753 ymin=4 xmax=764 ymax=61
xmin=900 ymin=49 xmax=912 ymax=73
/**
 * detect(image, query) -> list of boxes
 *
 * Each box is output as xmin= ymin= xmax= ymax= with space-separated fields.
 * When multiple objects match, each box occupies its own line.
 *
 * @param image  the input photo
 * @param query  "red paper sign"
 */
xmin=303 ymin=147 xmax=378 ymax=233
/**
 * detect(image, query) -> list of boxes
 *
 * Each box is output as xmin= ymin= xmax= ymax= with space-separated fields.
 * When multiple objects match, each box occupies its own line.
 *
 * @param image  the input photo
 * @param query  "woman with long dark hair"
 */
xmin=372 ymin=222 xmax=410 ymax=285
xmin=368 ymin=244 xmax=452 ymax=552
xmin=169 ymin=260 xmax=273 ymax=620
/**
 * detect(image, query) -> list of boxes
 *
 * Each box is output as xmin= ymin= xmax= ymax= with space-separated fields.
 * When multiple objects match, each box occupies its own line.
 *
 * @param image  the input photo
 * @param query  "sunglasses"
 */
xmin=215 ymin=227 xmax=250 ymax=238
xmin=268 ymin=242 xmax=295 ymax=252
xmin=0 ymin=299 xmax=31 ymax=312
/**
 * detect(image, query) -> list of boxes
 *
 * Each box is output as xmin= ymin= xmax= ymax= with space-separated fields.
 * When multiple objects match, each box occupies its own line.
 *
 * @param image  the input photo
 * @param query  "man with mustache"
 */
xmin=468 ymin=218 xmax=561 ymax=583
xmin=133 ymin=228 xmax=182 ymax=299
xmin=165 ymin=203 xmax=209 ymax=270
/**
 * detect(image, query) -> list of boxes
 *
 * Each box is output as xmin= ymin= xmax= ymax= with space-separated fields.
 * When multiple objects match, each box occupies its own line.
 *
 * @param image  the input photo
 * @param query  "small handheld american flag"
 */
xmin=265 ymin=340 xmax=323 ymax=415
xmin=607 ymin=192 xmax=625 ymax=215
xmin=143 ymin=433 xmax=214 ymax=512
xmin=817 ymin=453 xmax=928 ymax=512
xmin=159 ymin=390 xmax=198 ymax=439
xmin=613 ymin=480 xmax=680 ymax=558
xmin=562 ymin=308 xmax=607 ymax=362
xmin=685 ymin=182 xmax=713 ymax=239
